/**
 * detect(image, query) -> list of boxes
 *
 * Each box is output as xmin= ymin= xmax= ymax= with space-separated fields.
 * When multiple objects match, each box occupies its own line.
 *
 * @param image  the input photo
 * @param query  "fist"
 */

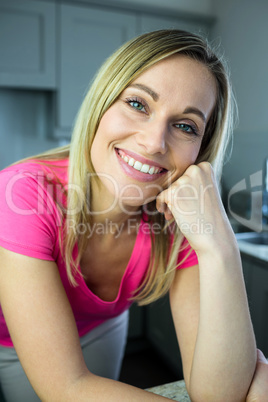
xmin=156 ymin=162 xmax=233 ymax=254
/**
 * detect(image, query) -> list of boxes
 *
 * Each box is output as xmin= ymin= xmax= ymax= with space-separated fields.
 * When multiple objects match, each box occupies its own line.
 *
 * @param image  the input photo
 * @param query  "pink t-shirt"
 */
xmin=0 ymin=160 xmax=198 ymax=347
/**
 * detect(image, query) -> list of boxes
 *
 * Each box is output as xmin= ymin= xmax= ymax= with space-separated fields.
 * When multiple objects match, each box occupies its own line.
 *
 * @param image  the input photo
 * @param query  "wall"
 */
xmin=2 ymin=0 xmax=267 ymax=180
xmin=0 ymin=89 xmax=59 ymax=169
xmin=211 ymin=0 xmax=268 ymax=190
xmin=68 ymin=0 xmax=214 ymax=17
xmin=0 ymin=0 xmax=214 ymax=171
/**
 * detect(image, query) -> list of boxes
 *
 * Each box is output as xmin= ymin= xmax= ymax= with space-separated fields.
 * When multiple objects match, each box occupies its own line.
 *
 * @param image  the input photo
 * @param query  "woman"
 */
xmin=0 ymin=29 xmax=264 ymax=401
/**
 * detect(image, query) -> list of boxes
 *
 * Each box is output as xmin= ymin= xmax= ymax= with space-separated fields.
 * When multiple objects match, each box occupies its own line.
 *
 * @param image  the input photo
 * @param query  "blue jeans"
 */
xmin=0 ymin=310 xmax=129 ymax=402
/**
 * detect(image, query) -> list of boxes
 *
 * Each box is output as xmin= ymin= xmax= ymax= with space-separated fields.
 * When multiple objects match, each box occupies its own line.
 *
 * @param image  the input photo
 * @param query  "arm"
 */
xmin=246 ymin=349 xmax=268 ymax=401
xmin=0 ymin=247 xmax=173 ymax=402
xmin=158 ymin=162 xmax=256 ymax=401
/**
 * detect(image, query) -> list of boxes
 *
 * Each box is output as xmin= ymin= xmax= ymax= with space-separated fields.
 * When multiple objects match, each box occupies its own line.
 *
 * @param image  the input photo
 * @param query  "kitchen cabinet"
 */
xmin=240 ymin=252 xmax=254 ymax=298
xmin=56 ymin=4 xmax=211 ymax=136
xmin=0 ymin=0 xmax=56 ymax=89
xmin=139 ymin=13 xmax=209 ymax=36
xmin=56 ymin=3 xmax=137 ymax=133
xmin=0 ymin=0 xmax=212 ymax=138
xmin=241 ymin=252 xmax=268 ymax=357
xmin=146 ymin=295 xmax=183 ymax=377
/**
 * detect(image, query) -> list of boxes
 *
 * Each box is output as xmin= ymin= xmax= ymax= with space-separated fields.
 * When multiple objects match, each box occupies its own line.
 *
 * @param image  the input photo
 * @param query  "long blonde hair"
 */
xmin=29 ymin=30 xmax=235 ymax=305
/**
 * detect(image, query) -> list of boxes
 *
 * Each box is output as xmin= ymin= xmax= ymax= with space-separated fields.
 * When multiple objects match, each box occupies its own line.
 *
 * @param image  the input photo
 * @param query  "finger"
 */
xmin=156 ymin=198 xmax=166 ymax=214
xmin=257 ymin=349 xmax=268 ymax=364
xmin=156 ymin=188 xmax=172 ymax=212
xmin=156 ymin=198 xmax=173 ymax=220
xmin=164 ymin=204 xmax=173 ymax=221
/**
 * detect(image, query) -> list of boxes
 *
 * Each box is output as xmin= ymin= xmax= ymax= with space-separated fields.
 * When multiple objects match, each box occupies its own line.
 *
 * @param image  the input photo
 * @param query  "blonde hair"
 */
xmin=29 ymin=30 xmax=236 ymax=305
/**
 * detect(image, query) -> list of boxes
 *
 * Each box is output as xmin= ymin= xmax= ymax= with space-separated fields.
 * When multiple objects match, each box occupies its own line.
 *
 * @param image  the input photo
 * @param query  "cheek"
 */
xmin=172 ymin=142 xmax=202 ymax=171
xmin=90 ymin=111 xmax=117 ymax=160
xmin=97 ymin=106 xmax=131 ymax=140
xmin=191 ymin=146 xmax=202 ymax=164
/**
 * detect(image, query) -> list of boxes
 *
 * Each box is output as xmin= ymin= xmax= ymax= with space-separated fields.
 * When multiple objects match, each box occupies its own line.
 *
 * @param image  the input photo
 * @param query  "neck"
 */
xmin=89 ymin=180 xmax=142 ymax=227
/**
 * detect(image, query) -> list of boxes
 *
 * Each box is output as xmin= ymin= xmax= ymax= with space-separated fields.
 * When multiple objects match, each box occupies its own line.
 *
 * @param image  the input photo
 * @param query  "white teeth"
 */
xmin=133 ymin=161 xmax=142 ymax=170
xmin=128 ymin=158 xmax=135 ymax=167
xmin=118 ymin=150 xmax=163 ymax=175
xmin=140 ymin=164 xmax=150 ymax=173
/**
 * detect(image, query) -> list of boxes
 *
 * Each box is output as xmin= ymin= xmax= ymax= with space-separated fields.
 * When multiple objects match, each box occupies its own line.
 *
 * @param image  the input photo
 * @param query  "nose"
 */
xmin=135 ymin=122 xmax=168 ymax=155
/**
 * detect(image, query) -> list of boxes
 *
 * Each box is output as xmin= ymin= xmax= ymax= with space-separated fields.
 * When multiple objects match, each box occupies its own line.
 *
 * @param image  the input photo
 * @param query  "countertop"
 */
xmin=235 ymin=233 xmax=268 ymax=262
xmin=147 ymin=380 xmax=190 ymax=401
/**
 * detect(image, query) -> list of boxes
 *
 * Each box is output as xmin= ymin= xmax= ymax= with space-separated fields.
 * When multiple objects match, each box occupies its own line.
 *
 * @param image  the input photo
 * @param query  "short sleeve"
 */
xmin=176 ymin=238 xmax=198 ymax=269
xmin=0 ymin=167 xmax=60 ymax=261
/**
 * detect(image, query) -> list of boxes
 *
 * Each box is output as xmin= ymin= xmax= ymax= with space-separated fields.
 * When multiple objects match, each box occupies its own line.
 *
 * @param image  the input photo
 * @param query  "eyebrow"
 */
xmin=128 ymin=83 xmax=207 ymax=123
xmin=128 ymin=83 xmax=159 ymax=101
xmin=183 ymin=107 xmax=207 ymax=123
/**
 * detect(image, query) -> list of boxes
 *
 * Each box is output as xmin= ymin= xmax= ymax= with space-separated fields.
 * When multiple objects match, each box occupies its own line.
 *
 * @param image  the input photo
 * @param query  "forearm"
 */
xmin=60 ymin=372 xmax=172 ymax=402
xmin=158 ymin=163 xmax=257 ymax=401
xmin=189 ymin=244 xmax=256 ymax=401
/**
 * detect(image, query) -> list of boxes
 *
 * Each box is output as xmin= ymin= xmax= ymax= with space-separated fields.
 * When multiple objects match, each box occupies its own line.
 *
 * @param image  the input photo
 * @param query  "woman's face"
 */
xmin=90 ymin=54 xmax=217 ymax=212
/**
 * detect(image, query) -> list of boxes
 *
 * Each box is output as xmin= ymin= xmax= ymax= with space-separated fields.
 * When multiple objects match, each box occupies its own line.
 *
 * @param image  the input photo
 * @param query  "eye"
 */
xmin=125 ymin=97 xmax=147 ymax=113
xmin=175 ymin=123 xmax=199 ymax=136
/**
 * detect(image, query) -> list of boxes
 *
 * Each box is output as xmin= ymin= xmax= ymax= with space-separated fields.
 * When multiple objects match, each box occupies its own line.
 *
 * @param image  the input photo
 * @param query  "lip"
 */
xmin=115 ymin=148 xmax=168 ymax=182
xmin=118 ymin=148 xmax=167 ymax=170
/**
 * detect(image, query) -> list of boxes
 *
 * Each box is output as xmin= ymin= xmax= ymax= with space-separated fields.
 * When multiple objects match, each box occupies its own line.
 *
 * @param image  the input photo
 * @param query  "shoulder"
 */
xmin=0 ymin=159 xmax=69 ymax=207
xmin=0 ymin=158 xmax=68 ymax=182
xmin=0 ymin=159 xmax=69 ymax=260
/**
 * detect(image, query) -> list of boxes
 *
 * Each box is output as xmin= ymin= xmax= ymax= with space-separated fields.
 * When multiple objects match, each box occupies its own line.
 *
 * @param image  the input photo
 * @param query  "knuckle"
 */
xmin=177 ymin=175 xmax=190 ymax=186
xmin=199 ymin=161 xmax=213 ymax=171
xmin=187 ymin=164 xmax=200 ymax=174
xmin=184 ymin=164 xmax=200 ymax=179
xmin=198 ymin=161 xmax=215 ymax=181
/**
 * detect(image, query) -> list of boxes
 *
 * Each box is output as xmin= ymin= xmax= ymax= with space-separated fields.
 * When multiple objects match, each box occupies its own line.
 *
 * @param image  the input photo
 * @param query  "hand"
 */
xmin=246 ymin=349 xmax=268 ymax=402
xmin=156 ymin=162 xmax=234 ymax=254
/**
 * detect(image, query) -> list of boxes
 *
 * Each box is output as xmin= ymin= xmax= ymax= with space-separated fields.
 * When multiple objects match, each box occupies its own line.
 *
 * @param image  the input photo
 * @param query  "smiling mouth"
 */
xmin=116 ymin=148 xmax=167 ymax=175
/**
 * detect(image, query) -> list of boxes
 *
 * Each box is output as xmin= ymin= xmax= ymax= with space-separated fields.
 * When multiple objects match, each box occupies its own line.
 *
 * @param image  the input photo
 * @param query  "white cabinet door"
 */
xmin=0 ymin=0 xmax=56 ymax=89
xmin=139 ymin=14 xmax=209 ymax=36
xmin=57 ymin=4 xmax=137 ymax=131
